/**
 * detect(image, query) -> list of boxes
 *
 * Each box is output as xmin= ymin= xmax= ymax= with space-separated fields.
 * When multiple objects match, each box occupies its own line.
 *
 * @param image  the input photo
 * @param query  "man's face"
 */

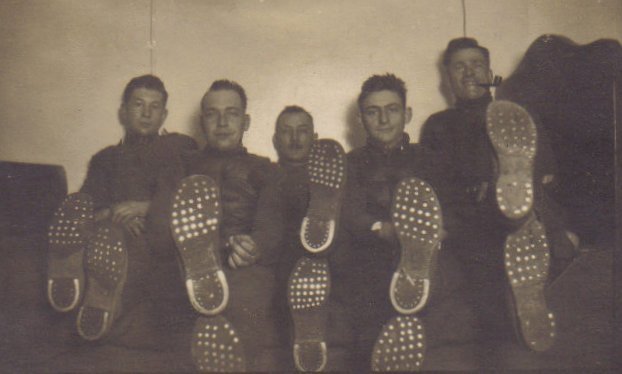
xmin=201 ymin=89 xmax=250 ymax=151
xmin=119 ymin=87 xmax=168 ymax=137
xmin=447 ymin=47 xmax=492 ymax=101
xmin=273 ymin=111 xmax=316 ymax=163
xmin=360 ymin=89 xmax=411 ymax=148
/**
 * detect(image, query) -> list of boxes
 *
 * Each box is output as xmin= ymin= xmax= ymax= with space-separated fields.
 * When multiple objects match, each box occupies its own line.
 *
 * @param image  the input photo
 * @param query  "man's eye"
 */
xmin=365 ymin=109 xmax=378 ymax=116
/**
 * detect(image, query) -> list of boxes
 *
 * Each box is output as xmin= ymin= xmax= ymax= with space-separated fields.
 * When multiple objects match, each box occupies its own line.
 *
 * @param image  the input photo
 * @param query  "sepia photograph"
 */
xmin=1 ymin=0 xmax=620 ymax=371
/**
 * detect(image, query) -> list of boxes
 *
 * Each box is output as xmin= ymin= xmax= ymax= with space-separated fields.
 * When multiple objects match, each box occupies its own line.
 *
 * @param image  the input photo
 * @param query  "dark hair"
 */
xmin=357 ymin=73 xmax=407 ymax=110
xmin=207 ymin=79 xmax=248 ymax=110
xmin=122 ymin=74 xmax=168 ymax=106
xmin=442 ymin=37 xmax=490 ymax=66
xmin=276 ymin=105 xmax=314 ymax=127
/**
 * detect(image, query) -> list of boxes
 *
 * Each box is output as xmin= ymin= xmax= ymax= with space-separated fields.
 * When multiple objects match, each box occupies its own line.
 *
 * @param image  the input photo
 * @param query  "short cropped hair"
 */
xmin=276 ymin=105 xmax=314 ymax=128
xmin=357 ymin=73 xmax=407 ymax=110
xmin=442 ymin=37 xmax=490 ymax=66
xmin=207 ymin=79 xmax=248 ymax=110
xmin=122 ymin=74 xmax=168 ymax=106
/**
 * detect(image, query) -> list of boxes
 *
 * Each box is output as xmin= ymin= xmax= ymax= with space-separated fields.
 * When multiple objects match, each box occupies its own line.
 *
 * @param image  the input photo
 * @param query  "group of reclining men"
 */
xmin=46 ymin=37 xmax=578 ymax=372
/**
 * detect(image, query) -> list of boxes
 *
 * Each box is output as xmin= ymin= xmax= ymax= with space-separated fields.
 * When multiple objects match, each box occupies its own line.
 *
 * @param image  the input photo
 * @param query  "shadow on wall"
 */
xmin=496 ymin=34 xmax=621 ymax=247
xmin=436 ymin=56 xmax=454 ymax=109
xmin=189 ymin=109 xmax=206 ymax=149
xmin=344 ymin=100 xmax=367 ymax=150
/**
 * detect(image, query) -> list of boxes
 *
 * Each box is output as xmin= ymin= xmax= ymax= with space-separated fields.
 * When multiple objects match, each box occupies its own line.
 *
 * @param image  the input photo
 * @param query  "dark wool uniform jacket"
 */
xmin=342 ymin=133 xmax=459 ymax=266
xmin=419 ymin=94 xmax=573 ymax=261
xmin=251 ymin=162 xmax=306 ymax=271
xmin=419 ymin=94 xmax=564 ymax=226
xmin=80 ymin=133 xmax=198 ymax=211
xmin=252 ymin=160 xmax=355 ymax=277
xmin=148 ymin=144 xmax=277 ymax=262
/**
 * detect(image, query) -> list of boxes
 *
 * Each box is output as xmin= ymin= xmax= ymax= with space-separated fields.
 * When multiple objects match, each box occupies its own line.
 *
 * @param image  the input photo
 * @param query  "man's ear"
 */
xmin=405 ymin=106 xmax=413 ymax=124
xmin=313 ymin=132 xmax=319 ymax=141
xmin=272 ymin=133 xmax=278 ymax=150
xmin=243 ymin=114 xmax=251 ymax=131
xmin=199 ymin=113 xmax=207 ymax=135
xmin=118 ymin=105 xmax=126 ymax=128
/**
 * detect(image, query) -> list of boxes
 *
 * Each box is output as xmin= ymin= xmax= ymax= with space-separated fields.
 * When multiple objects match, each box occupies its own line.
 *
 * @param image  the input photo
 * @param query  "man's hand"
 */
xmin=123 ymin=217 xmax=146 ymax=238
xmin=94 ymin=208 xmax=111 ymax=222
xmin=111 ymin=200 xmax=151 ymax=224
xmin=227 ymin=234 xmax=259 ymax=269
xmin=476 ymin=182 xmax=489 ymax=202
xmin=372 ymin=221 xmax=398 ymax=244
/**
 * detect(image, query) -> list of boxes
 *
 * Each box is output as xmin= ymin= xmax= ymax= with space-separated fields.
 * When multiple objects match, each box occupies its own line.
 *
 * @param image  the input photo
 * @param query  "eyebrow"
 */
xmin=365 ymin=103 xmax=401 ymax=110
xmin=280 ymin=122 xmax=312 ymax=129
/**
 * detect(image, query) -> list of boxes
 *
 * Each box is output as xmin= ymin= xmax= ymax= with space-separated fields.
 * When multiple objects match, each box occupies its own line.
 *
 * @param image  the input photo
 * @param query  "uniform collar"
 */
xmin=121 ymin=132 xmax=159 ymax=146
xmin=202 ymin=145 xmax=248 ymax=157
xmin=455 ymin=91 xmax=493 ymax=111
xmin=366 ymin=132 xmax=410 ymax=155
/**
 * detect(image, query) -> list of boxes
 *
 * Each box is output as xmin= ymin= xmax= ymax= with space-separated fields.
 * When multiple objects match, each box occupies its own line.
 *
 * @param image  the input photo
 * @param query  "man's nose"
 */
xmin=464 ymin=65 xmax=475 ymax=77
xmin=141 ymin=105 xmax=151 ymax=118
xmin=217 ymin=112 xmax=227 ymax=127
xmin=379 ymin=109 xmax=389 ymax=124
xmin=292 ymin=132 xmax=302 ymax=146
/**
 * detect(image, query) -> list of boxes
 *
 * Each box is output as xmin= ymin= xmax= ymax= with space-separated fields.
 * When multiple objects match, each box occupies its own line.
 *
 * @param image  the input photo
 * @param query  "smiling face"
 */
xmin=360 ymin=89 xmax=412 ymax=148
xmin=273 ymin=111 xmax=316 ymax=163
xmin=447 ymin=47 xmax=492 ymax=101
xmin=201 ymin=89 xmax=250 ymax=151
xmin=119 ymin=87 xmax=168 ymax=137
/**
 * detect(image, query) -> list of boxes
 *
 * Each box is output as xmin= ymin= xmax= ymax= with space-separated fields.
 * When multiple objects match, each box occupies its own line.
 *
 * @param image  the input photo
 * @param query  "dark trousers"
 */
xmin=345 ymin=239 xmax=477 ymax=372
xmin=149 ymin=257 xmax=280 ymax=370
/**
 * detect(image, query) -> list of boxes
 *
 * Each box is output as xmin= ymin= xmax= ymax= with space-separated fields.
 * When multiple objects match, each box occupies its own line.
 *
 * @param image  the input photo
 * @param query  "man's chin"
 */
xmin=461 ymin=86 xmax=488 ymax=100
xmin=210 ymin=140 xmax=238 ymax=152
xmin=128 ymin=128 xmax=159 ymax=137
xmin=372 ymin=132 xmax=400 ymax=146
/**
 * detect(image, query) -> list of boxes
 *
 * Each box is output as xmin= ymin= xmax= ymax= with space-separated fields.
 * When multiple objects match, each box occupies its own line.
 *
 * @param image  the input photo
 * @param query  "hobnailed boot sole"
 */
xmin=288 ymin=257 xmax=331 ymax=372
xmin=77 ymin=222 xmax=127 ymax=341
xmin=389 ymin=177 xmax=442 ymax=315
xmin=487 ymin=100 xmax=537 ymax=220
xmin=371 ymin=315 xmax=426 ymax=372
xmin=47 ymin=193 xmax=94 ymax=312
xmin=171 ymin=175 xmax=228 ymax=316
xmin=505 ymin=217 xmax=556 ymax=352
xmin=300 ymin=139 xmax=346 ymax=254
xmin=192 ymin=315 xmax=246 ymax=372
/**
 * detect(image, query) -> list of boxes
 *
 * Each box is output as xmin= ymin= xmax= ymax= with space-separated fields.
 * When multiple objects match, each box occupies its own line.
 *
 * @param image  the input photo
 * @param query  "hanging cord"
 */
xmin=149 ymin=0 xmax=155 ymax=73
xmin=462 ymin=0 xmax=467 ymax=37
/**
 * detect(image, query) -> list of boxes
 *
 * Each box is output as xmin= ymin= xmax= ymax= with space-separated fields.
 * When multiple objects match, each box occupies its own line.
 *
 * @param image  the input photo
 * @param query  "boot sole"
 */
xmin=505 ymin=218 xmax=556 ymax=351
xmin=288 ymin=257 xmax=331 ymax=372
xmin=487 ymin=100 xmax=537 ymax=220
xmin=77 ymin=222 xmax=127 ymax=341
xmin=372 ymin=315 xmax=426 ymax=371
xmin=47 ymin=193 xmax=94 ymax=312
xmin=192 ymin=315 xmax=246 ymax=372
xmin=389 ymin=177 xmax=442 ymax=315
xmin=171 ymin=175 xmax=228 ymax=316
xmin=300 ymin=139 xmax=346 ymax=254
